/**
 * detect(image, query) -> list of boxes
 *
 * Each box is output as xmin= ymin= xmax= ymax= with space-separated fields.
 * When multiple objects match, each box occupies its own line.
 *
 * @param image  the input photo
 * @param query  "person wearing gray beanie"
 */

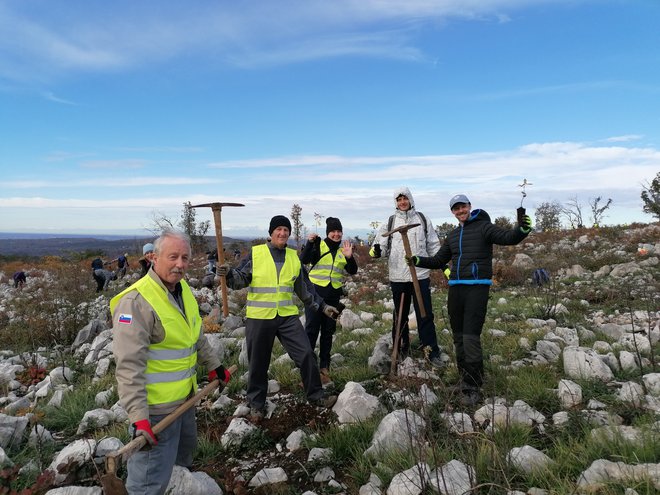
xmin=138 ymin=242 xmax=154 ymax=277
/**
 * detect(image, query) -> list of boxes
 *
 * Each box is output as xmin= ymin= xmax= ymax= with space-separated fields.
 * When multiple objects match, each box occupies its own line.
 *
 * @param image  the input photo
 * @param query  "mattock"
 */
xmin=381 ymin=222 xmax=426 ymax=319
xmin=192 ymin=202 xmax=244 ymax=317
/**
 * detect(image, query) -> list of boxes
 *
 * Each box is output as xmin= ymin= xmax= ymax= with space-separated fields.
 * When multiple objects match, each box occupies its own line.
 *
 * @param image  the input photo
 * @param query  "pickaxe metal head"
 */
xmin=381 ymin=222 xmax=420 ymax=238
xmin=380 ymin=222 xmax=426 ymax=318
xmin=191 ymin=202 xmax=245 ymax=210
xmin=190 ymin=201 xmax=245 ymax=318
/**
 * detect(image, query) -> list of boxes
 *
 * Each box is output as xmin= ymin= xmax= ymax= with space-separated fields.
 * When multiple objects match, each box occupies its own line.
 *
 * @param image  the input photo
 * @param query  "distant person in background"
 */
xmin=205 ymin=249 xmax=218 ymax=274
xmin=91 ymin=257 xmax=106 ymax=292
xmin=13 ymin=271 xmax=27 ymax=289
xmin=94 ymin=267 xmax=116 ymax=292
xmin=138 ymin=243 xmax=154 ymax=277
xmin=201 ymin=254 xmax=217 ymax=289
xmin=111 ymin=253 xmax=130 ymax=279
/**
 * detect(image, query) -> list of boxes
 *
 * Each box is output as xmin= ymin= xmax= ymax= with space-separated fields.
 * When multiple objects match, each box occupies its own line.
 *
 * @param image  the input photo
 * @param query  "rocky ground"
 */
xmin=0 ymin=223 xmax=659 ymax=495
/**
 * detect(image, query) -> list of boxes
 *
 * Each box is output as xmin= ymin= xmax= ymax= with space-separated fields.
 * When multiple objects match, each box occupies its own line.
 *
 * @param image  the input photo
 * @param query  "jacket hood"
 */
xmin=467 ymin=208 xmax=491 ymax=223
xmin=393 ymin=186 xmax=415 ymax=210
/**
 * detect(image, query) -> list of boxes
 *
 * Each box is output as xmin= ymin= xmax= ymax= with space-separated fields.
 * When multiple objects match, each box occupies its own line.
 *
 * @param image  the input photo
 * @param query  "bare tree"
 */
xmin=589 ymin=196 xmax=612 ymax=227
xmin=290 ymin=204 xmax=303 ymax=247
xmin=146 ymin=210 xmax=176 ymax=236
xmin=562 ymin=196 xmax=584 ymax=229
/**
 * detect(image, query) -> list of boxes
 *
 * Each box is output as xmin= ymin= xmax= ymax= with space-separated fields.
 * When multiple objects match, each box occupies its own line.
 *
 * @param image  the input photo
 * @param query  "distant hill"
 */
xmin=0 ymin=235 xmax=249 ymax=258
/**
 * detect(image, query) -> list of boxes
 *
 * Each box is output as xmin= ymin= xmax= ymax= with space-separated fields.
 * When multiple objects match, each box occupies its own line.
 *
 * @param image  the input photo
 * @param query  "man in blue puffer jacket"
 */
xmin=409 ymin=194 xmax=532 ymax=405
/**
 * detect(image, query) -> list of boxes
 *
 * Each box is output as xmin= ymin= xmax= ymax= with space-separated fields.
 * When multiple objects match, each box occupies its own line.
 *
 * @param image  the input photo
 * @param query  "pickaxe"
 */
xmin=381 ymin=223 xmax=426 ymax=319
xmin=100 ymin=365 xmax=237 ymax=495
xmin=191 ymin=202 xmax=244 ymax=317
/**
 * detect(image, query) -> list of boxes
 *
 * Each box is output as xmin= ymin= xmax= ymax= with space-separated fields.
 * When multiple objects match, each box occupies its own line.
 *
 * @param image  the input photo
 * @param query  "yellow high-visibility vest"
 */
xmin=308 ymin=240 xmax=347 ymax=289
xmin=246 ymin=244 xmax=300 ymax=319
xmin=110 ymin=275 xmax=200 ymax=406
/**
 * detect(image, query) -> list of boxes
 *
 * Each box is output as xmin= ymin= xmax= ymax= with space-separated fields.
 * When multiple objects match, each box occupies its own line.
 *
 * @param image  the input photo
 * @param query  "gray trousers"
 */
xmin=126 ymin=407 xmax=196 ymax=495
xmin=246 ymin=315 xmax=324 ymax=410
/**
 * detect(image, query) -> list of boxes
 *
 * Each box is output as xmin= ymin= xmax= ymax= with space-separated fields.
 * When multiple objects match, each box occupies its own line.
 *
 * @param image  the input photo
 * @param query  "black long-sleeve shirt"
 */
xmin=299 ymin=237 xmax=358 ymax=302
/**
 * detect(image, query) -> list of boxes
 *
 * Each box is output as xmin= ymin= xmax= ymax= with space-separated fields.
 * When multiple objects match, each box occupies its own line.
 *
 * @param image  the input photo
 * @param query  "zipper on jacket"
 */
xmin=456 ymin=225 xmax=464 ymax=281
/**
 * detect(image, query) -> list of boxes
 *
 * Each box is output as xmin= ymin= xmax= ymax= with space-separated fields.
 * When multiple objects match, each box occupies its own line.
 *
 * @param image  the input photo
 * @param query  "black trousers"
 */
xmin=305 ymin=300 xmax=337 ymax=370
xmin=447 ymin=284 xmax=490 ymax=387
xmin=245 ymin=315 xmax=324 ymax=410
xmin=390 ymin=278 xmax=440 ymax=359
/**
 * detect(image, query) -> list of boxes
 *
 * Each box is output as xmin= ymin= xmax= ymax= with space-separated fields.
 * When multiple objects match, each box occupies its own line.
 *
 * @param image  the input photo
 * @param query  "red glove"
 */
xmin=133 ymin=419 xmax=157 ymax=446
xmin=208 ymin=365 xmax=231 ymax=384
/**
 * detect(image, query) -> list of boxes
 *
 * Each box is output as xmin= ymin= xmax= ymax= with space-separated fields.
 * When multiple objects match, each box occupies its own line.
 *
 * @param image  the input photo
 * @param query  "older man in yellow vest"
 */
xmin=218 ymin=215 xmax=339 ymax=420
xmin=111 ymin=230 xmax=230 ymax=495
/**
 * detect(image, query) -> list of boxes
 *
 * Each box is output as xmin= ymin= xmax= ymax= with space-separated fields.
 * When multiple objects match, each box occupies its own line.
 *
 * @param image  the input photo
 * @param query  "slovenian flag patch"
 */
xmin=118 ymin=313 xmax=133 ymax=325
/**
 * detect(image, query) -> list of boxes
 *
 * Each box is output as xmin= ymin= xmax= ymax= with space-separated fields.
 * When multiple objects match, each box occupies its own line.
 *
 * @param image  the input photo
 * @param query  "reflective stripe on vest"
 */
xmin=246 ymin=244 xmax=300 ymax=319
xmin=110 ymin=275 xmax=201 ymax=406
xmin=308 ymin=240 xmax=347 ymax=289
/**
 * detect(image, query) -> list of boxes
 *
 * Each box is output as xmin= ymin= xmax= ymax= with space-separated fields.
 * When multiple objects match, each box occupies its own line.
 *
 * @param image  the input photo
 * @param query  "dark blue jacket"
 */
xmin=416 ymin=209 xmax=528 ymax=285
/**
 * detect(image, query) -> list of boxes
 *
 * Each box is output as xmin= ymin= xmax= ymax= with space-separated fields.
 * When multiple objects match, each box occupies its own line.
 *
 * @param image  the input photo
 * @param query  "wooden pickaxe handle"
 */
xmin=105 ymin=365 xmax=237 ymax=472
xmin=211 ymin=207 xmax=230 ymax=317
xmin=399 ymin=233 xmax=427 ymax=319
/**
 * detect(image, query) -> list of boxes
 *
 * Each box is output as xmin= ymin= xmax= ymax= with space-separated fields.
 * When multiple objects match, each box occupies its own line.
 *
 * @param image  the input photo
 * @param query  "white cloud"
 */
xmin=1 ymin=177 xmax=224 ymax=189
xmin=1 ymin=139 xmax=654 ymax=233
xmin=0 ymin=0 xmax=571 ymax=82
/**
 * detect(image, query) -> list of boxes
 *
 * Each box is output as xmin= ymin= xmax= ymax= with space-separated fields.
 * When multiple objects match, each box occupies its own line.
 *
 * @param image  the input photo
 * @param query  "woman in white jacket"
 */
xmin=370 ymin=186 xmax=443 ymax=367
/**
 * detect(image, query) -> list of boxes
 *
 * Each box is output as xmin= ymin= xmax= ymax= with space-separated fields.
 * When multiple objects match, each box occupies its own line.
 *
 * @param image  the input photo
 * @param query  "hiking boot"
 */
xmin=249 ymin=407 xmax=265 ymax=422
xmin=428 ymin=356 xmax=444 ymax=369
xmin=319 ymin=368 xmax=332 ymax=386
xmin=446 ymin=381 xmax=468 ymax=394
xmin=310 ymin=392 xmax=337 ymax=409
xmin=460 ymin=389 xmax=482 ymax=407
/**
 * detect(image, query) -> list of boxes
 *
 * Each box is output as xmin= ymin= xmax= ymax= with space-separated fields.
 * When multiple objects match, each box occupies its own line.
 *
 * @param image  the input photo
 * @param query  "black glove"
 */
xmin=216 ymin=264 xmax=231 ymax=277
xmin=405 ymin=255 xmax=419 ymax=266
xmin=208 ymin=365 xmax=231 ymax=384
xmin=322 ymin=304 xmax=339 ymax=319
xmin=369 ymin=244 xmax=381 ymax=258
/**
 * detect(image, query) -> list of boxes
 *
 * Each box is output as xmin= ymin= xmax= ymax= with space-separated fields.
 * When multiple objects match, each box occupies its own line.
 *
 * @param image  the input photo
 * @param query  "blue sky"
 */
xmin=1 ymin=0 xmax=659 ymax=239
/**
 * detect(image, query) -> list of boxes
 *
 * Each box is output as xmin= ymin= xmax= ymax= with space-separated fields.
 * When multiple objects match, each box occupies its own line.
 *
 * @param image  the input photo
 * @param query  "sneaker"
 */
xmin=428 ymin=356 xmax=444 ymax=369
xmin=310 ymin=393 xmax=337 ymax=409
xmin=319 ymin=368 xmax=332 ymax=386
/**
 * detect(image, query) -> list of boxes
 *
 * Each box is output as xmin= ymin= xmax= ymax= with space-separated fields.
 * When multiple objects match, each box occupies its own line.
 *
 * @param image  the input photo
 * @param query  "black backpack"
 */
xmin=386 ymin=212 xmax=429 ymax=252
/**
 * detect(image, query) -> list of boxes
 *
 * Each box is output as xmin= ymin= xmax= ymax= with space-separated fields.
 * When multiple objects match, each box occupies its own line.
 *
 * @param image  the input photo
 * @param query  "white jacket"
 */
xmin=374 ymin=187 xmax=441 ymax=282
